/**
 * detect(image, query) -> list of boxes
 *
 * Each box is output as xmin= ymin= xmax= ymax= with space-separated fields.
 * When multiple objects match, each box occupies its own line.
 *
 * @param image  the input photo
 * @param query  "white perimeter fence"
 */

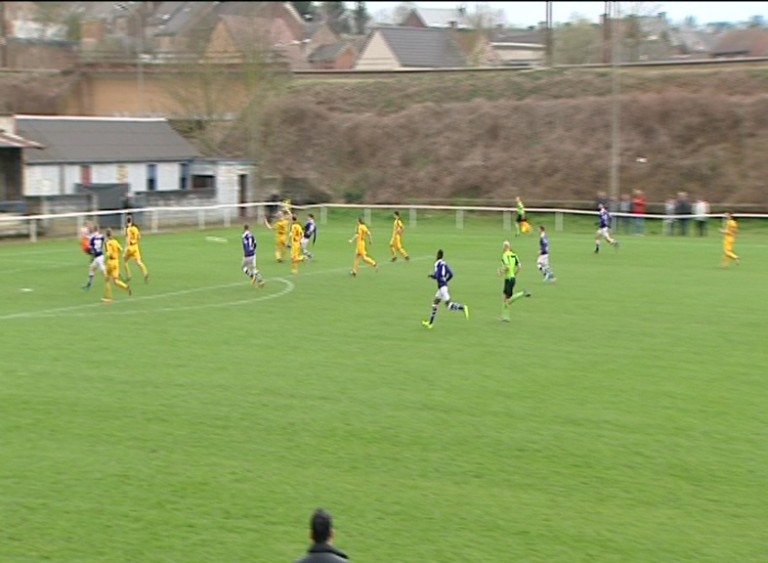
xmin=0 ymin=201 xmax=764 ymax=243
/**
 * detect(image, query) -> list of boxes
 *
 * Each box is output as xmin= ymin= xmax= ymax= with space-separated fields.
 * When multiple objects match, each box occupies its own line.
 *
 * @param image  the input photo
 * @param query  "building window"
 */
xmin=146 ymin=163 xmax=157 ymax=191
xmin=179 ymin=162 xmax=189 ymax=190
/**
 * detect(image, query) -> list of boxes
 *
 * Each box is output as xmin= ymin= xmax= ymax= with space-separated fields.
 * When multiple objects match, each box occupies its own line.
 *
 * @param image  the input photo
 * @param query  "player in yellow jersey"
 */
xmin=389 ymin=210 xmax=410 ymax=262
xmin=349 ymin=216 xmax=377 ymax=276
xmin=264 ymin=210 xmax=290 ymax=262
xmin=104 ymin=228 xmax=131 ymax=302
xmin=719 ymin=211 xmax=740 ymax=267
xmin=123 ymin=214 xmax=149 ymax=282
xmin=289 ymin=214 xmax=305 ymax=275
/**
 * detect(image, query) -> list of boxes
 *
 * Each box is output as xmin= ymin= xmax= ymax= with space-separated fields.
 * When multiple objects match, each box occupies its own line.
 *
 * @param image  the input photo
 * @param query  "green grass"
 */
xmin=1 ymin=212 xmax=767 ymax=562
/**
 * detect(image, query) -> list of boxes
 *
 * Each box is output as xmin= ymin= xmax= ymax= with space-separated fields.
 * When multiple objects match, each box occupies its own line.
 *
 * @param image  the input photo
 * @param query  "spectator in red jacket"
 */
xmin=632 ymin=189 xmax=647 ymax=235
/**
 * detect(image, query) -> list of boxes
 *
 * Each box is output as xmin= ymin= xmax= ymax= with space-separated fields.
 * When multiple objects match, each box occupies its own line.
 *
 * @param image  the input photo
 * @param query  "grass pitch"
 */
xmin=1 ymin=210 xmax=766 ymax=562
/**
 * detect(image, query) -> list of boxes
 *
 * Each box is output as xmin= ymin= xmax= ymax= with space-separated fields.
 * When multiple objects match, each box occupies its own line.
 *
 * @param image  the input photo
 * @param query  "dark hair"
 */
xmin=244 ymin=224 xmax=249 ymax=230
xmin=394 ymin=210 xmax=400 ymax=217
xmin=436 ymin=249 xmax=444 ymax=260
xmin=309 ymin=213 xmax=314 ymax=219
xmin=126 ymin=215 xmax=133 ymax=224
xmin=292 ymin=215 xmax=298 ymax=221
xmin=310 ymin=509 xmax=332 ymax=543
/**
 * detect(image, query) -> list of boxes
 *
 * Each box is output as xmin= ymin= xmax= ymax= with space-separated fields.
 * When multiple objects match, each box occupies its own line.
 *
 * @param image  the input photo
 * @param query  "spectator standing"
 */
xmin=632 ymin=189 xmax=646 ymax=235
xmin=675 ymin=191 xmax=692 ymax=236
xmin=664 ymin=195 xmax=676 ymax=236
xmin=693 ymin=196 xmax=710 ymax=236
xmin=618 ymin=193 xmax=632 ymax=234
xmin=294 ymin=509 xmax=349 ymax=563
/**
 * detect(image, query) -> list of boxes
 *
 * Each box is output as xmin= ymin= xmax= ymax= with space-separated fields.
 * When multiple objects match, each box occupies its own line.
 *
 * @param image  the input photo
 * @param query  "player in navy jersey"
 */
xmin=595 ymin=203 xmax=619 ymax=253
xmin=83 ymin=225 xmax=107 ymax=290
xmin=537 ymin=225 xmax=556 ymax=282
xmin=301 ymin=213 xmax=317 ymax=260
xmin=242 ymin=224 xmax=264 ymax=287
xmin=422 ymin=249 xmax=469 ymax=329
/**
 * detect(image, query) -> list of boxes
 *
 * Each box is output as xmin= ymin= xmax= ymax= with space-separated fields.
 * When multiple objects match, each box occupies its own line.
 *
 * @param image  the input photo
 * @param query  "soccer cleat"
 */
xmin=101 ymin=298 xmax=112 ymax=304
xmin=144 ymin=273 xmax=149 ymax=283
xmin=82 ymin=284 xmax=90 ymax=291
xmin=501 ymin=317 xmax=511 ymax=323
xmin=350 ymin=270 xmax=357 ymax=277
xmin=391 ymin=256 xmax=397 ymax=262
xmin=127 ymin=285 xmax=132 ymax=296
xmin=613 ymin=240 xmax=620 ymax=249
xmin=404 ymin=256 xmax=410 ymax=261
xmin=421 ymin=320 xmax=433 ymax=329
xmin=464 ymin=305 xmax=470 ymax=320
xmin=524 ymin=289 xmax=532 ymax=297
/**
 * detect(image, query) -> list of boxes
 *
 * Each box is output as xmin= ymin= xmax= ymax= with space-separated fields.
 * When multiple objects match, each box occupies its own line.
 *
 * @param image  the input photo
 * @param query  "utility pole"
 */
xmin=115 ymin=2 xmax=144 ymax=115
xmin=609 ymin=1 xmax=622 ymax=206
xmin=545 ymin=1 xmax=553 ymax=67
xmin=0 ymin=2 xmax=7 ymax=68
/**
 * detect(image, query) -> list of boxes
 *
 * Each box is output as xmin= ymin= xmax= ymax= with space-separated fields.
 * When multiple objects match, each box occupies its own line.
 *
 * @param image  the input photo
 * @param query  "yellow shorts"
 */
xmin=124 ymin=245 xmax=141 ymax=261
xmin=291 ymin=247 xmax=302 ymax=261
xmin=356 ymin=245 xmax=367 ymax=257
xmin=277 ymin=236 xmax=287 ymax=247
xmin=106 ymin=261 xmax=120 ymax=278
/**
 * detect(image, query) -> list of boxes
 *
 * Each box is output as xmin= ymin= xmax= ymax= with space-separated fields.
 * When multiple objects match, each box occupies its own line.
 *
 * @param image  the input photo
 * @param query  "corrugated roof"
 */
xmin=16 ymin=116 xmax=201 ymax=164
xmin=377 ymin=27 xmax=467 ymax=68
xmin=0 ymin=131 xmax=44 ymax=149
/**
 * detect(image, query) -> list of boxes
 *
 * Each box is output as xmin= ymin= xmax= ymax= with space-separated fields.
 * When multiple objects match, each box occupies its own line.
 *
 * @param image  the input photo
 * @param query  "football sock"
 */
xmin=85 ymin=272 xmax=94 ymax=287
xmin=501 ymin=302 xmax=510 ymax=320
xmin=104 ymin=283 xmax=112 ymax=300
xmin=510 ymin=291 xmax=526 ymax=303
xmin=115 ymin=278 xmax=129 ymax=291
xmin=139 ymin=262 xmax=148 ymax=277
xmin=124 ymin=263 xmax=132 ymax=279
xmin=428 ymin=304 xmax=438 ymax=324
xmin=448 ymin=302 xmax=464 ymax=311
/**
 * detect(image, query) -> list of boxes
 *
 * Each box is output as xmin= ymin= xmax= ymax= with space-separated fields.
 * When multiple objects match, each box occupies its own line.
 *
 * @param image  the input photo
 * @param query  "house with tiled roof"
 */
xmin=711 ymin=28 xmax=768 ymax=58
xmin=355 ymin=27 xmax=468 ymax=70
xmin=400 ymin=6 xmax=472 ymax=30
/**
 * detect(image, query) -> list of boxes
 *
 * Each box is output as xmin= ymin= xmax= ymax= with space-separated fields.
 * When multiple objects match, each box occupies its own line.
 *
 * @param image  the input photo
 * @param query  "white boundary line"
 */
xmin=0 ymin=256 xmax=431 ymax=321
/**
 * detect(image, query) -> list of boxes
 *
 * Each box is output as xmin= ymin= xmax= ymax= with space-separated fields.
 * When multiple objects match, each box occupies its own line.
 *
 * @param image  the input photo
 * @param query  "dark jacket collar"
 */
xmin=307 ymin=543 xmax=349 ymax=559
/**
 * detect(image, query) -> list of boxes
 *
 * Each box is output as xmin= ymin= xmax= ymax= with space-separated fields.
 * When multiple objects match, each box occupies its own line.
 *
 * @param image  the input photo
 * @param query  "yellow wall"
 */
xmin=64 ymin=67 xmax=255 ymax=117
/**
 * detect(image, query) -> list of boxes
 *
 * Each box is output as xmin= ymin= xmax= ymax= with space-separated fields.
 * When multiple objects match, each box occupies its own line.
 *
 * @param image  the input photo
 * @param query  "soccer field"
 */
xmin=1 ymin=210 xmax=767 ymax=562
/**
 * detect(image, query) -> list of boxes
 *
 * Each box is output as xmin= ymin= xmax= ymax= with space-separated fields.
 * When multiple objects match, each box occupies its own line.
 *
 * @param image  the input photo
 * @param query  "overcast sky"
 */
xmin=361 ymin=2 xmax=767 ymax=26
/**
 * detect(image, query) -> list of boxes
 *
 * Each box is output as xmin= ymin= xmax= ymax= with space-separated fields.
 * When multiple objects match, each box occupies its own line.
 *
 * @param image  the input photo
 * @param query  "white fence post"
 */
xmin=29 ymin=219 xmax=37 ymax=242
xmin=456 ymin=209 xmax=464 ymax=229
xmin=320 ymin=206 xmax=328 ymax=225
xmin=503 ymin=210 xmax=511 ymax=230
xmin=198 ymin=209 xmax=205 ymax=230
xmin=555 ymin=211 xmax=564 ymax=232
xmin=151 ymin=209 xmax=159 ymax=233
xmin=409 ymin=207 xmax=417 ymax=228
xmin=364 ymin=207 xmax=371 ymax=225
xmin=223 ymin=207 xmax=231 ymax=228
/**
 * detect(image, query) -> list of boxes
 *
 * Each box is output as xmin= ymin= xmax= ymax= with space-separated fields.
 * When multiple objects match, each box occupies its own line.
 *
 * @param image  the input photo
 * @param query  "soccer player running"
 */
xmin=499 ymin=240 xmax=531 ymax=322
xmin=83 ymin=225 xmax=106 ymax=290
xmin=242 ymin=224 xmax=264 ymax=287
xmin=289 ymin=214 xmax=305 ymax=275
xmin=719 ymin=211 xmax=740 ymax=267
xmin=263 ymin=210 xmax=289 ymax=262
xmin=123 ymin=214 xmax=149 ymax=283
xmin=349 ymin=216 xmax=377 ymax=276
xmin=103 ymin=228 xmax=131 ymax=302
xmin=422 ymin=249 xmax=468 ymax=329
xmin=594 ymin=203 xmax=619 ymax=253
xmin=301 ymin=213 xmax=317 ymax=260
xmin=389 ymin=210 xmax=410 ymax=262
xmin=537 ymin=225 xmax=556 ymax=282
xmin=515 ymin=196 xmax=531 ymax=236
